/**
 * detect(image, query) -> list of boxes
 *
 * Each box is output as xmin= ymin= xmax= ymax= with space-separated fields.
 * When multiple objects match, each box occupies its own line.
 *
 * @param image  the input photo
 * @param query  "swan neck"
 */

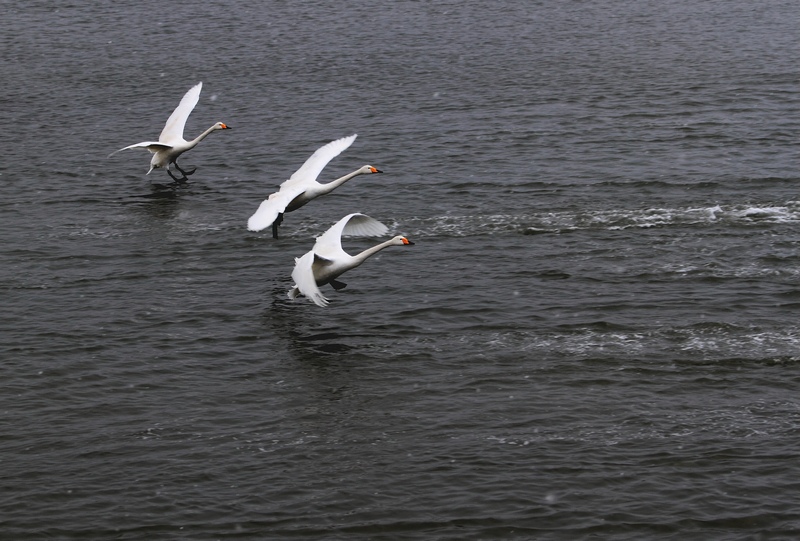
xmin=353 ymin=239 xmax=395 ymax=264
xmin=187 ymin=125 xmax=218 ymax=148
xmin=323 ymin=168 xmax=363 ymax=192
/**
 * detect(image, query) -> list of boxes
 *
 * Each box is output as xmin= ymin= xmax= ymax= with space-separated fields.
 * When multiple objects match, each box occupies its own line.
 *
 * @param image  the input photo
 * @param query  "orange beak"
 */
xmin=402 ymin=237 xmax=415 ymax=245
xmin=370 ymin=167 xmax=383 ymax=173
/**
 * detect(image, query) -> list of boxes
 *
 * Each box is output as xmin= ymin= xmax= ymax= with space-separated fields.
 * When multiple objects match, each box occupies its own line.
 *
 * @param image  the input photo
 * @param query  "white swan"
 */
xmin=288 ymin=213 xmax=414 ymax=307
xmin=247 ymin=134 xmax=382 ymax=238
xmin=108 ymin=82 xmax=231 ymax=182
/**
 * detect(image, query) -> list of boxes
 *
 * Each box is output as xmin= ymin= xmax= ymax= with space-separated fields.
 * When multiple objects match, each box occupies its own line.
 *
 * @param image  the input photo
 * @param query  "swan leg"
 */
xmin=166 ymin=168 xmax=189 ymax=184
xmin=330 ymin=279 xmax=347 ymax=290
xmin=174 ymin=159 xmax=196 ymax=178
xmin=272 ymin=213 xmax=284 ymax=239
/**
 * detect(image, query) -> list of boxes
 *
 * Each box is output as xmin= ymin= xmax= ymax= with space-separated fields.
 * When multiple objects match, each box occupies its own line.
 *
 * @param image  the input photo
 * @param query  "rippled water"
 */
xmin=2 ymin=1 xmax=800 ymax=539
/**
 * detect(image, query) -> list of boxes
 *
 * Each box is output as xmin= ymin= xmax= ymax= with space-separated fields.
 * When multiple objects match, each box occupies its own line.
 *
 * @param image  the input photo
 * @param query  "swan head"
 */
xmin=213 ymin=122 xmax=232 ymax=130
xmin=359 ymin=165 xmax=382 ymax=175
xmin=392 ymin=235 xmax=414 ymax=246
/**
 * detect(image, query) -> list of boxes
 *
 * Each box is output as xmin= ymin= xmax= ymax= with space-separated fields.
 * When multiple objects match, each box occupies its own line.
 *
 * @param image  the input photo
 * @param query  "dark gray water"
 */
xmin=2 ymin=1 xmax=800 ymax=539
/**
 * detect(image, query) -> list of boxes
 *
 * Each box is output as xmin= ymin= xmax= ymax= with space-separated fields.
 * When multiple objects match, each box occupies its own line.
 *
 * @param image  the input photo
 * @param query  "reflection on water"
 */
xmin=263 ymin=289 xmax=357 ymax=358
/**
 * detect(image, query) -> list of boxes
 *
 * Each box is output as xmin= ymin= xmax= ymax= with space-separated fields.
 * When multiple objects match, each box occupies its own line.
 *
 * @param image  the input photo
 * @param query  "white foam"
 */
xmin=405 ymin=202 xmax=800 ymax=237
xmin=480 ymin=326 xmax=800 ymax=362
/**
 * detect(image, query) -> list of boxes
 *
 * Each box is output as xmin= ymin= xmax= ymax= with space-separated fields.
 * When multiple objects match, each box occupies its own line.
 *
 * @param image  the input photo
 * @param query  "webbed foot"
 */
xmin=330 ymin=279 xmax=347 ymax=290
xmin=166 ymin=169 xmax=189 ymax=183
xmin=175 ymin=163 xmax=196 ymax=177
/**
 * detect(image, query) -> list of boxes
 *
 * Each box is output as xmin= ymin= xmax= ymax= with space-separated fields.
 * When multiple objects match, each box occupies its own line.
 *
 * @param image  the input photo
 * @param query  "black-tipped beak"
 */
xmin=404 ymin=238 xmax=415 ymax=246
xmin=372 ymin=167 xmax=383 ymax=174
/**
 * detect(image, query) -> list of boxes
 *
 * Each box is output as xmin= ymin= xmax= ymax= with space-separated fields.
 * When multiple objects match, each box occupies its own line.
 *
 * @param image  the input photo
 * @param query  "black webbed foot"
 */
xmin=330 ymin=279 xmax=347 ymax=290
xmin=166 ymin=169 xmax=189 ymax=183
xmin=174 ymin=162 xmax=196 ymax=177
xmin=167 ymin=160 xmax=196 ymax=183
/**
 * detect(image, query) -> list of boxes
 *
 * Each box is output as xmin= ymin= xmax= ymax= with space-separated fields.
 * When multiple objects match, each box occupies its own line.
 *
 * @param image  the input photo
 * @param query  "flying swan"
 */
xmin=108 ymin=82 xmax=231 ymax=182
xmin=288 ymin=213 xmax=414 ymax=307
xmin=247 ymin=134 xmax=382 ymax=238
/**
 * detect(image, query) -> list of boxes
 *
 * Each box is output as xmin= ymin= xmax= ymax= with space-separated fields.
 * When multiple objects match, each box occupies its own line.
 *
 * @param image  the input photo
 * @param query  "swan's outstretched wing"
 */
xmin=340 ymin=213 xmax=390 ymax=237
xmin=280 ymin=134 xmax=357 ymax=189
xmin=159 ymin=82 xmax=202 ymax=145
xmin=314 ymin=213 xmax=388 ymax=259
xmin=107 ymin=141 xmax=173 ymax=158
xmin=290 ymin=251 xmax=330 ymax=307
xmin=247 ymin=189 xmax=302 ymax=231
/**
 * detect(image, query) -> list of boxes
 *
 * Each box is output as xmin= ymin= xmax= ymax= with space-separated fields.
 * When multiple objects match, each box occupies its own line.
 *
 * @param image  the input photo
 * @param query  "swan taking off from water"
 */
xmin=108 ymin=82 xmax=231 ymax=182
xmin=288 ymin=213 xmax=414 ymax=307
xmin=247 ymin=134 xmax=382 ymax=239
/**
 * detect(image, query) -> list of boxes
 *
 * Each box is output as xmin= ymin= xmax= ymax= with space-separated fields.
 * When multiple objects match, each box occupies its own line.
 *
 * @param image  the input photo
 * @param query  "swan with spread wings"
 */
xmin=247 ymin=135 xmax=382 ymax=238
xmin=288 ymin=213 xmax=414 ymax=307
xmin=109 ymin=82 xmax=231 ymax=182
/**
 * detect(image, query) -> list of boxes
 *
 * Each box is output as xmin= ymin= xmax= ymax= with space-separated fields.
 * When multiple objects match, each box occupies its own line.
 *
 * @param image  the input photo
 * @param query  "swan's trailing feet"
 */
xmin=247 ymin=134 xmax=382 ymax=239
xmin=108 ymin=82 xmax=231 ymax=183
xmin=288 ymin=213 xmax=414 ymax=307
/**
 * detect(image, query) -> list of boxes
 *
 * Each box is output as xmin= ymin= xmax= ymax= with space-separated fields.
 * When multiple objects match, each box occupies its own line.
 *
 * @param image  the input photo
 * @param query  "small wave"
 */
xmin=403 ymin=202 xmax=800 ymax=237
xmin=479 ymin=324 xmax=800 ymax=363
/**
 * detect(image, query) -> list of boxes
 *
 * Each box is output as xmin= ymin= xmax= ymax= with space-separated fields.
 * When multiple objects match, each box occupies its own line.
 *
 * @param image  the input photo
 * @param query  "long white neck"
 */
xmin=352 ymin=239 xmax=397 ymax=266
xmin=186 ymin=125 xmax=219 ymax=149
xmin=320 ymin=168 xmax=365 ymax=195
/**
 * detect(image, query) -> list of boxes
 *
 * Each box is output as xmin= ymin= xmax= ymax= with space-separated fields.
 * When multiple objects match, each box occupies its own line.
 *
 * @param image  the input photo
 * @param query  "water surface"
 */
xmin=2 ymin=1 xmax=800 ymax=539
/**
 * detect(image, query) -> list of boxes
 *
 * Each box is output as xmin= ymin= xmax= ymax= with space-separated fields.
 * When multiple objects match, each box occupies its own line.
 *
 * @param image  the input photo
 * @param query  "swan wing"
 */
xmin=340 ymin=213 xmax=390 ymax=237
xmin=313 ymin=213 xmax=388 ymax=259
xmin=291 ymin=251 xmax=329 ymax=307
xmin=159 ymin=82 xmax=202 ymax=145
xmin=108 ymin=141 xmax=173 ymax=158
xmin=247 ymin=186 xmax=306 ymax=231
xmin=281 ymin=134 xmax=357 ymax=189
